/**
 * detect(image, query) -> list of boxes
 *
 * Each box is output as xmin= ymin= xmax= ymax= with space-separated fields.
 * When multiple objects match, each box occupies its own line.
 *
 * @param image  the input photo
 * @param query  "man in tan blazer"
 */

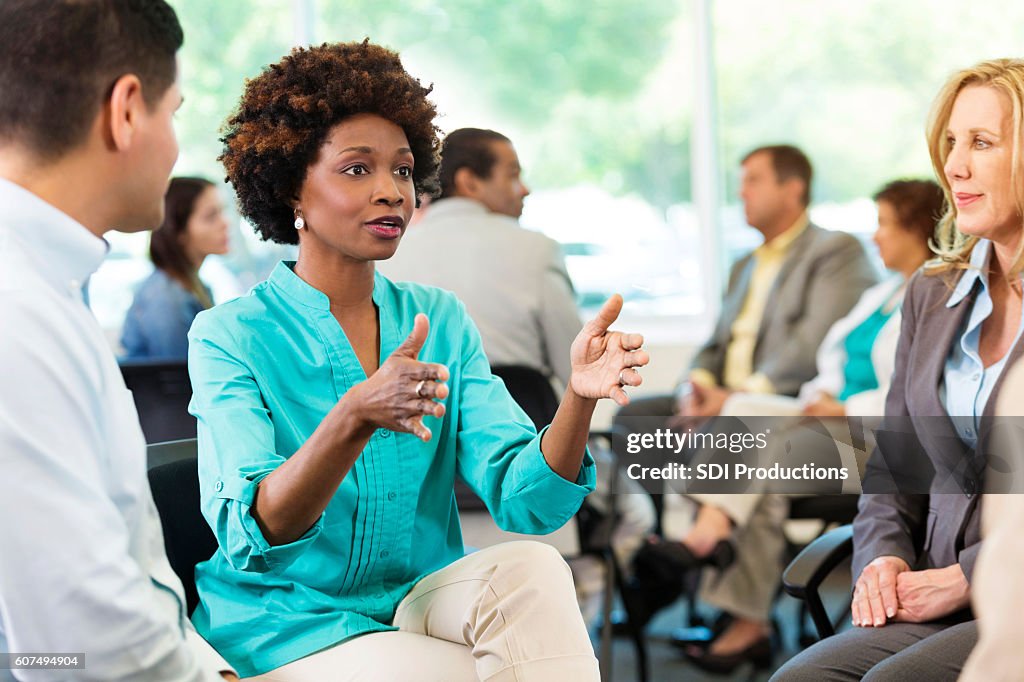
xmin=617 ymin=145 xmax=876 ymax=670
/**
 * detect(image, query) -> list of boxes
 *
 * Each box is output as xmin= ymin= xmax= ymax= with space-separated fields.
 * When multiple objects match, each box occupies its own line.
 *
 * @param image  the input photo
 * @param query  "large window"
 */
xmin=714 ymin=0 xmax=1024 ymax=264
xmin=90 ymin=0 xmax=698 ymax=344
xmin=88 ymin=0 xmax=1024 ymax=348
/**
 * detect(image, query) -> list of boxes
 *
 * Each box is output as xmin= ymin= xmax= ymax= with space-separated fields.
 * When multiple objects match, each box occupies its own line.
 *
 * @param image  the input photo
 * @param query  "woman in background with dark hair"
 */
xmin=121 ymin=176 xmax=229 ymax=359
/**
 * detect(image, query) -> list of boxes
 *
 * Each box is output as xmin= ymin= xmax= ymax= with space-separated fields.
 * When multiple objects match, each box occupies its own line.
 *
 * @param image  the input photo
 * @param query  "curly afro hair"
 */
xmin=220 ymin=40 xmax=441 ymax=245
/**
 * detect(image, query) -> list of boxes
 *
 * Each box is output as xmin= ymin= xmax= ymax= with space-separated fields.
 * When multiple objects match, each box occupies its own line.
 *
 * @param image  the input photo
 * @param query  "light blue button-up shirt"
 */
xmin=0 ymin=179 xmax=229 ymax=681
xmin=187 ymin=261 xmax=596 ymax=677
xmin=943 ymin=239 xmax=1024 ymax=448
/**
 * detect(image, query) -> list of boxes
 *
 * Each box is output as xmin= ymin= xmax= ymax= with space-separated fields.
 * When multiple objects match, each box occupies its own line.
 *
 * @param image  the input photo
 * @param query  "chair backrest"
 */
xmin=788 ymin=495 xmax=859 ymax=525
xmin=146 ymin=441 xmax=216 ymax=616
xmin=453 ymin=365 xmax=560 ymax=513
xmin=121 ymin=360 xmax=196 ymax=443
xmin=490 ymin=365 xmax=559 ymax=430
xmin=147 ymin=438 xmax=202 ymax=470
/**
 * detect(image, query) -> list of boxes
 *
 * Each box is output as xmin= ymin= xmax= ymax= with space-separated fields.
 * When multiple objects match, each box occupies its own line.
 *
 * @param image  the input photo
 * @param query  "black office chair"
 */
xmin=147 ymin=440 xmax=215 ymax=616
xmin=655 ymin=495 xmax=858 ymax=652
xmin=122 ymin=360 xmax=196 ymax=443
xmin=453 ymin=364 xmax=562 ymax=510
xmin=781 ymin=523 xmax=855 ymax=640
xmin=785 ymin=495 xmax=859 ymax=644
xmin=490 ymin=365 xmax=561 ymax=430
xmin=452 ymin=365 xmax=561 ymax=512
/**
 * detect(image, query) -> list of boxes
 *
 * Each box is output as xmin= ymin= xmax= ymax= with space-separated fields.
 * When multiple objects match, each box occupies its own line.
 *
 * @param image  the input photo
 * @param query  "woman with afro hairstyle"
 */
xmin=186 ymin=40 xmax=648 ymax=680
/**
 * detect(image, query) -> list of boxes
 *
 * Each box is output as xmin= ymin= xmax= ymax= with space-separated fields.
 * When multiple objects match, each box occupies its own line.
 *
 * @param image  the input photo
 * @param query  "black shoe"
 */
xmin=622 ymin=538 xmax=737 ymax=636
xmin=634 ymin=537 xmax=735 ymax=576
xmin=684 ymin=635 xmax=773 ymax=674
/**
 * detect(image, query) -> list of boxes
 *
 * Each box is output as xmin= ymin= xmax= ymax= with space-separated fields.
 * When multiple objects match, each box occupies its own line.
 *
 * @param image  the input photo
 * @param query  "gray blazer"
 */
xmin=689 ymin=223 xmax=877 ymax=396
xmin=854 ymin=268 xmax=1024 ymax=585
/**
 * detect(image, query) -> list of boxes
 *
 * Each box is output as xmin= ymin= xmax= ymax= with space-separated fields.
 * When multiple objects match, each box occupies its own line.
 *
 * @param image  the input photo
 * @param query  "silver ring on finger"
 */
xmin=618 ymin=370 xmax=627 ymax=386
xmin=415 ymin=379 xmax=427 ymax=398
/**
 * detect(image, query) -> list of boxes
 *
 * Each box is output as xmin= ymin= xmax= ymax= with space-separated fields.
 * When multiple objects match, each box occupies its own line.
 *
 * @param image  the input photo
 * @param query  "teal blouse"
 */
xmin=837 ymin=303 xmax=897 ymax=401
xmin=186 ymin=262 xmax=596 ymax=677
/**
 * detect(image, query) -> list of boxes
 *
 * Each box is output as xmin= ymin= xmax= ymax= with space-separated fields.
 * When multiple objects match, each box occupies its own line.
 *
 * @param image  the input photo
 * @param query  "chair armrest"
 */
xmin=782 ymin=523 xmax=854 ymax=639
xmin=783 ymin=523 xmax=853 ymax=598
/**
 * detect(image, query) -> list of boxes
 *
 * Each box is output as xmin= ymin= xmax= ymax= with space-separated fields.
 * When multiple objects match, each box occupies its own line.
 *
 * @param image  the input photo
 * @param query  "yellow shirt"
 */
xmin=692 ymin=214 xmax=809 ymax=393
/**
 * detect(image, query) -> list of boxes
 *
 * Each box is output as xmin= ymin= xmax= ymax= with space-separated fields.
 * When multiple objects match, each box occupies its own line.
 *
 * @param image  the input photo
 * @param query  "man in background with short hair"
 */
xmin=615 ymin=145 xmax=876 ymax=669
xmin=381 ymin=127 xmax=582 ymax=391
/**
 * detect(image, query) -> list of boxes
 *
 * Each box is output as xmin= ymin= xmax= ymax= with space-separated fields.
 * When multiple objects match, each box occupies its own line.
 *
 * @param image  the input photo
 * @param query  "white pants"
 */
xmin=246 ymin=541 xmax=600 ymax=682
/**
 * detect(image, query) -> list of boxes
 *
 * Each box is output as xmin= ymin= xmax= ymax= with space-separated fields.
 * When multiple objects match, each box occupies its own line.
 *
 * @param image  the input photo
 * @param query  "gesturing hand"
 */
xmin=568 ymin=294 xmax=650 ymax=406
xmin=350 ymin=313 xmax=449 ymax=441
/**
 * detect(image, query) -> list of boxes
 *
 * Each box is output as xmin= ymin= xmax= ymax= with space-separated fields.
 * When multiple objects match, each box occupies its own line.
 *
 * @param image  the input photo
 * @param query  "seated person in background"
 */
xmin=773 ymin=56 xmax=1024 ymax=682
xmin=676 ymin=178 xmax=943 ymax=673
xmin=729 ymin=178 xmax=943 ymax=420
xmin=121 ymin=176 xmax=229 ymax=359
xmin=380 ymin=125 xmax=653 ymax=627
xmin=681 ymin=144 xmax=877 ymax=416
xmin=188 ymin=41 xmax=649 ymax=681
xmin=0 ymin=1 xmax=235 ymax=678
xmin=380 ymin=127 xmax=581 ymax=390
xmin=613 ymin=144 xmax=876 ymax=665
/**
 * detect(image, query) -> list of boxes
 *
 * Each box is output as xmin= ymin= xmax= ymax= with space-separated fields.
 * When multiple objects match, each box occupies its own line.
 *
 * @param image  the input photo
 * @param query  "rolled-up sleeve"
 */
xmin=451 ymin=303 xmax=596 ymax=534
xmin=188 ymin=317 xmax=324 ymax=574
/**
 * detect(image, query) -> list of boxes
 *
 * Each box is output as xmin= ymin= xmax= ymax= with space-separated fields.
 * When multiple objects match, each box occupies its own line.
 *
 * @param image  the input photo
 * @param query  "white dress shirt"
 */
xmin=941 ymin=239 xmax=1024 ymax=448
xmin=0 ymin=178 xmax=231 ymax=681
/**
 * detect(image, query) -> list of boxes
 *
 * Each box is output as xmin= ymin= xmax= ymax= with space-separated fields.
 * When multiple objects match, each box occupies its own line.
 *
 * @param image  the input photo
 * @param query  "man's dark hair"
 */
xmin=0 ymin=0 xmax=183 ymax=161
xmin=873 ymin=179 xmax=945 ymax=244
xmin=742 ymin=144 xmax=813 ymax=207
xmin=438 ymin=128 xmax=511 ymax=199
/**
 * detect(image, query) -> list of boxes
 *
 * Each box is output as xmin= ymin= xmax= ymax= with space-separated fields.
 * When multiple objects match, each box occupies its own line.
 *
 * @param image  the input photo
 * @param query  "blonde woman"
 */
xmin=774 ymin=58 xmax=1024 ymax=682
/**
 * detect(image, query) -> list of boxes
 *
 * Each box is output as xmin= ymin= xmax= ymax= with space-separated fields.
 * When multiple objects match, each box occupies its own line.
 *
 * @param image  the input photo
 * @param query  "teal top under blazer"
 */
xmin=186 ymin=262 xmax=596 ymax=677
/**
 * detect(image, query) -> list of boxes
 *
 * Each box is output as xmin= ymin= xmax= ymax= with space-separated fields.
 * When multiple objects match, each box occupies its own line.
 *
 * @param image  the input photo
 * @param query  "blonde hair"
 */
xmin=925 ymin=58 xmax=1024 ymax=278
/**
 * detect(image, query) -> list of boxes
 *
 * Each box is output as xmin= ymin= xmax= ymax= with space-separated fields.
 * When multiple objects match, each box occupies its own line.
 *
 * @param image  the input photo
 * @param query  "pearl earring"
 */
xmin=294 ymin=213 xmax=305 ymax=230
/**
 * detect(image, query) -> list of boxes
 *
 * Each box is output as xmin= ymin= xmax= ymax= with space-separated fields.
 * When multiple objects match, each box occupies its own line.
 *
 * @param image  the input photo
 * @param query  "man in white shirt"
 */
xmin=380 ymin=127 xmax=582 ymax=390
xmin=0 ymin=1 xmax=235 ymax=679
